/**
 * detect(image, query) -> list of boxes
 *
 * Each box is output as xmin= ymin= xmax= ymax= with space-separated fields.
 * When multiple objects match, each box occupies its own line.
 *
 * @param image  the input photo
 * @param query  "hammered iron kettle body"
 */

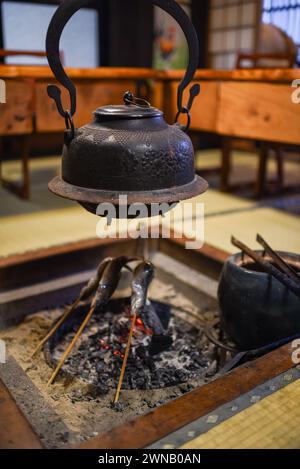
xmin=46 ymin=0 xmax=208 ymax=215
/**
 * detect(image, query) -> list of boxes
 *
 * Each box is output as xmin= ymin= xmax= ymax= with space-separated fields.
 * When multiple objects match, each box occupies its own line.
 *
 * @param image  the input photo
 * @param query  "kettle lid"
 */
xmin=94 ymin=91 xmax=163 ymax=119
xmin=94 ymin=104 xmax=163 ymax=119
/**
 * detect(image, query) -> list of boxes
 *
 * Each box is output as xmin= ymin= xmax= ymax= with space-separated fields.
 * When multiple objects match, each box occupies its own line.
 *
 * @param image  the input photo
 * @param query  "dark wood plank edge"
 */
xmin=1 ymin=66 xmax=299 ymax=83
xmin=169 ymin=235 xmax=229 ymax=264
xmin=79 ymin=342 xmax=295 ymax=449
xmin=0 ymin=379 xmax=43 ymax=449
xmin=0 ymin=234 xmax=229 ymax=270
xmin=0 ymin=237 xmax=124 ymax=269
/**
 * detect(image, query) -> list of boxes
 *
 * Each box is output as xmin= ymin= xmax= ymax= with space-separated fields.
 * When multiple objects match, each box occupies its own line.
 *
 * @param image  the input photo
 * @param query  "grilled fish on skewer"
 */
xmin=114 ymin=261 xmax=154 ymax=403
xmin=91 ymin=256 xmax=138 ymax=308
xmin=79 ymin=257 xmax=113 ymax=302
xmin=131 ymin=261 xmax=172 ymax=354
xmin=131 ymin=261 xmax=155 ymax=315
xmin=47 ymin=256 xmax=138 ymax=386
xmin=114 ymin=261 xmax=155 ymax=403
xmin=32 ymin=257 xmax=112 ymax=357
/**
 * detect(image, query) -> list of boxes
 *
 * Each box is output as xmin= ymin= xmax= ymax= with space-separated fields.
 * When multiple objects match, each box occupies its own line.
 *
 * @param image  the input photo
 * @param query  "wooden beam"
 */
xmin=0 ymin=66 xmax=164 ymax=79
xmin=162 ymin=68 xmax=300 ymax=83
xmin=1 ymin=65 xmax=299 ymax=83
xmin=0 ymin=380 xmax=43 ymax=449
xmin=0 ymin=49 xmax=47 ymax=58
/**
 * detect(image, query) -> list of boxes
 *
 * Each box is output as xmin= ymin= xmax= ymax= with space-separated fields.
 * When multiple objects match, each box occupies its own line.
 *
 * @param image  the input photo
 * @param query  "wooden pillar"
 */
xmin=106 ymin=0 xmax=153 ymax=68
xmin=255 ymin=142 xmax=269 ymax=199
xmin=191 ymin=0 xmax=210 ymax=68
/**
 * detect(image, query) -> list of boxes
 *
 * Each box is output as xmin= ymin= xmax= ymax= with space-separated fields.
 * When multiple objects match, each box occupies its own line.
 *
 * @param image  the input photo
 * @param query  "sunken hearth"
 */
xmin=0 ymin=251 xmax=221 ymax=448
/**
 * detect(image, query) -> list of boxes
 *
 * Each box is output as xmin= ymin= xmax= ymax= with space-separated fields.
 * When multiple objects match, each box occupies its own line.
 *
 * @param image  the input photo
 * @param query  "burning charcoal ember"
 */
xmin=140 ymin=301 xmax=166 ymax=335
xmin=46 ymin=256 xmax=140 ymax=386
xmin=149 ymin=334 xmax=173 ymax=355
xmin=47 ymin=296 xmax=218 ymax=392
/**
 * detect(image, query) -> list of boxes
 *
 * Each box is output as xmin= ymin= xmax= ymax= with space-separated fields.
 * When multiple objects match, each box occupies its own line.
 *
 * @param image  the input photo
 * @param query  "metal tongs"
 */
xmin=231 ymin=234 xmax=300 ymax=299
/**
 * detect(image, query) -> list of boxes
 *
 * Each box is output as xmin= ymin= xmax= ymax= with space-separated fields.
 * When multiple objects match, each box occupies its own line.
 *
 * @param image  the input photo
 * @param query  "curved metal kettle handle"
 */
xmin=46 ymin=0 xmax=200 ymax=127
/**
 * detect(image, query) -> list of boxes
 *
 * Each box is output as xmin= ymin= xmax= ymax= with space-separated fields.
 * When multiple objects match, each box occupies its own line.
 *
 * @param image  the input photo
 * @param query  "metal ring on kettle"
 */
xmin=45 ymin=0 xmax=200 ymax=130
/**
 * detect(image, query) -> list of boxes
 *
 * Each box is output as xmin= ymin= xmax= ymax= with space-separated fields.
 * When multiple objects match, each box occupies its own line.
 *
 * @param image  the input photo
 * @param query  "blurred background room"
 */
xmin=1 ymin=0 xmax=300 ymax=452
xmin=0 ymin=0 xmax=300 ymax=257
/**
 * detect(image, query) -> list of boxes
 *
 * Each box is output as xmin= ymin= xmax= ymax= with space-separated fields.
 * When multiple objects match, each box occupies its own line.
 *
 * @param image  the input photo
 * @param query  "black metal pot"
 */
xmin=218 ymin=251 xmax=300 ymax=350
xmin=45 ymin=0 xmax=208 ymax=216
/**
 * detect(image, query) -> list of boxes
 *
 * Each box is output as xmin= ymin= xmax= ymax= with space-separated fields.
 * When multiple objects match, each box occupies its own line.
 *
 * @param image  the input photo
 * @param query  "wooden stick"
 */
xmin=256 ymin=233 xmax=300 ymax=283
xmin=114 ymin=312 xmax=138 ymax=404
xmin=33 ymin=258 xmax=112 ymax=358
xmin=231 ymin=236 xmax=300 ymax=299
xmin=47 ymin=302 xmax=97 ymax=386
xmin=32 ymin=297 xmax=81 ymax=357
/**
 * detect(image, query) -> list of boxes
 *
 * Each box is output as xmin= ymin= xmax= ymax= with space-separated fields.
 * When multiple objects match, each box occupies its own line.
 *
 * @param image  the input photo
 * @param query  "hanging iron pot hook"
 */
xmin=45 ymin=0 xmax=200 ymax=135
xmin=174 ymin=83 xmax=201 ymax=132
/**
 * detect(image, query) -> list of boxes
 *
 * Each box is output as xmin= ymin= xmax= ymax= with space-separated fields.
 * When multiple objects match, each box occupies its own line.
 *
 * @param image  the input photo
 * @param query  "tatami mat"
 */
xmin=2 ymin=156 xmax=60 ymax=181
xmin=204 ymin=207 xmax=300 ymax=254
xmin=0 ymin=207 xmax=97 ymax=257
xmin=181 ymin=376 xmax=300 ymax=449
xmin=180 ymin=189 xmax=254 ymax=217
xmin=1 ymin=154 xmax=300 ymax=258
xmin=0 ymin=156 xmax=72 ymax=217
xmin=1 ymin=205 xmax=299 ymax=258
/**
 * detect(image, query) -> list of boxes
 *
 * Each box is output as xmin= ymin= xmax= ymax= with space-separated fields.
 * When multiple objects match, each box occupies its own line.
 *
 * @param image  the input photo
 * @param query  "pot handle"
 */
xmin=46 ymin=0 xmax=200 ymax=129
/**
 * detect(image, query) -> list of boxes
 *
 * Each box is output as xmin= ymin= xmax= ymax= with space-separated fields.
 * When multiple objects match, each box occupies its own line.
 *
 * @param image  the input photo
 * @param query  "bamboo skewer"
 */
xmin=47 ymin=301 xmax=97 ymax=386
xmin=113 ymin=237 xmax=150 ymax=404
xmin=114 ymin=311 xmax=138 ymax=404
xmin=231 ymin=236 xmax=300 ymax=299
xmin=32 ymin=297 xmax=82 ymax=358
xmin=33 ymin=258 xmax=112 ymax=359
xmin=46 ymin=257 xmax=139 ymax=386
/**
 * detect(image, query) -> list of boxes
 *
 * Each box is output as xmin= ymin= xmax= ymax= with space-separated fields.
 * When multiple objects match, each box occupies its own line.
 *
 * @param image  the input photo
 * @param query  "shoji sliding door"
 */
xmin=208 ymin=0 xmax=261 ymax=69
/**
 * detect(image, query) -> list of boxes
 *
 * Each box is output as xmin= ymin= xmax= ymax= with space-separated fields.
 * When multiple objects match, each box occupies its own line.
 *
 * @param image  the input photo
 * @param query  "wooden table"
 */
xmin=163 ymin=68 xmax=300 ymax=197
xmin=0 ymin=66 xmax=164 ymax=198
xmin=1 ymin=66 xmax=300 ymax=199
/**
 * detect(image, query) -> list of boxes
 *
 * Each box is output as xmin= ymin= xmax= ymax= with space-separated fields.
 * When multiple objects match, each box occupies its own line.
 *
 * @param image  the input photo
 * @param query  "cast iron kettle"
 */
xmin=46 ymin=0 xmax=208 ymax=216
